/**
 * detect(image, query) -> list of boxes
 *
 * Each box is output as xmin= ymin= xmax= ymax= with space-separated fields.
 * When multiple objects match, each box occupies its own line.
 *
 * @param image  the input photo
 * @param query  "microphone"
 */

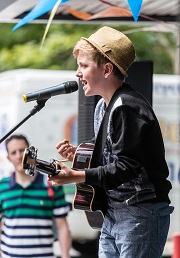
xmin=22 ymin=81 xmax=78 ymax=103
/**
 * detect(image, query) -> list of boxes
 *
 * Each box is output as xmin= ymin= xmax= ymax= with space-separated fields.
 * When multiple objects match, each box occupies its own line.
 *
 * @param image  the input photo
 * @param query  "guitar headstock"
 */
xmin=22 ymin=146 xmax=37 ymax=176
xmin=22 ymin=146 xmax=60 ymax=176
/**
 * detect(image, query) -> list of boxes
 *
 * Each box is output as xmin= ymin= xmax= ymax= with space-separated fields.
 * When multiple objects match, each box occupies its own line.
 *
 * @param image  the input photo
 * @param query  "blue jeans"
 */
xmin=98 ymin=202 xmax=174 ymax=258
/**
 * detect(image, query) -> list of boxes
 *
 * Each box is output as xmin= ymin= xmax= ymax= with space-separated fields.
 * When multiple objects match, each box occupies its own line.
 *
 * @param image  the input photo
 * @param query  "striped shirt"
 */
xmin=0 ymin=172 xmax=70 ymax=258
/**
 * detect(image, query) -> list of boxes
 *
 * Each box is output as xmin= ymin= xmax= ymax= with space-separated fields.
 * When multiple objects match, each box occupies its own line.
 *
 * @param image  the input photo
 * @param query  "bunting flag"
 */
xmin=41 ymin=0 xmax=64 ymax=47
xmin=63 ymin=5 xmax=132 ymax=20
xmin=62 ymin=4 xmax=156 ymax=22
xmin=11 ymin=0 xmax=151 ymax=45
xmin=11 ymin=0 xmax=146 ymax=37
xmin=126 ymin=0 xmax=143 ymax=21
xmin=62 ymin=5 xmax=92 ymax=20
xmin=12 ymin=0 xmax=145 ymax=32
xmin=12 ymin=0 xmax=69 ymax=31
xmin=88 ymin=6 xmax=132 ymax=20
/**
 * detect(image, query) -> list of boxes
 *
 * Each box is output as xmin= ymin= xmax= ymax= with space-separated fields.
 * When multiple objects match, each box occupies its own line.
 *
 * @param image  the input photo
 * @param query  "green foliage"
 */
xmin=0 ymin=23 xmax=177 ymax=74
xmin=126 ymin=28 xmax=177 ymax=74
xmin=0 ymin=23 xmax=46 ymax=47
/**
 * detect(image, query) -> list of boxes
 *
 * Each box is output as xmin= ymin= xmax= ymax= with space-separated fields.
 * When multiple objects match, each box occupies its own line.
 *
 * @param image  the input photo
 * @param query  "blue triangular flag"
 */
xmin=12 ymin=0 xmax=69 ymax=31
xmin=127 ymin=0 xmax=143 ymax=21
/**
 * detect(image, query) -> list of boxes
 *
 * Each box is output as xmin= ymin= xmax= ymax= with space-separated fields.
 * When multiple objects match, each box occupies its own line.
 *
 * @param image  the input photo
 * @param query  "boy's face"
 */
xmin=7 ymin=139 xmax=28 ymax=172
xmin=76 ymin=50 xmax=106 ymax=97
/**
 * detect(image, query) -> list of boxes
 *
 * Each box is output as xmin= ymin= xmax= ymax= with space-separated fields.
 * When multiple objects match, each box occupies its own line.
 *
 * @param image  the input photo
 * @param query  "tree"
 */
xmin=0 ymin=23 xmax=177 ymax=74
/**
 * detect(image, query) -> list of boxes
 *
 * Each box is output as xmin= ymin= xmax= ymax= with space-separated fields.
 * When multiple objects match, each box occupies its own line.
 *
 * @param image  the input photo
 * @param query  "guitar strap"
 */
xmin=47 ymin=181 xmax=55 ymax=201
xmin=91 ymin=86 xmax=122 ymax=168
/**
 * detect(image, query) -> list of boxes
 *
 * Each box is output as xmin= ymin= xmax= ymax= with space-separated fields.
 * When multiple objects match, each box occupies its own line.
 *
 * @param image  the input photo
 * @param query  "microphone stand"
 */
xmin=0 ymin=99 xmax=48 ymax=144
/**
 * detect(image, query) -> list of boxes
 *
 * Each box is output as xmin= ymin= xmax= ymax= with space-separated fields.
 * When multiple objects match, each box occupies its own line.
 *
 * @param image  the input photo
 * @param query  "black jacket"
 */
xmin=85 ymin=83 xmax=172 ymax=207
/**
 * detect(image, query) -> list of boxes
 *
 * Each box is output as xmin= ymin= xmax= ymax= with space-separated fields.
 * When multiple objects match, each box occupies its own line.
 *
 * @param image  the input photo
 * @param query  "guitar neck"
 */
xmin=35 ymin=159 xmax=57 ymax=175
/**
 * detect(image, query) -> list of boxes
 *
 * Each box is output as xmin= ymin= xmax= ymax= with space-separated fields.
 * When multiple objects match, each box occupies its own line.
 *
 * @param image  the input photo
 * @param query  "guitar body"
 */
xmin=73 ymin=143 xmax=107 ymax=230
xmin=22 ymin=143 xmax=107 ymax=230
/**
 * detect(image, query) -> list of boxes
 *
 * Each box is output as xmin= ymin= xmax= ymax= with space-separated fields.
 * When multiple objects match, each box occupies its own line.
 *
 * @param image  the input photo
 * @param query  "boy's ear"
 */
xmin=104 ymin=62 xmax=113 ymax=77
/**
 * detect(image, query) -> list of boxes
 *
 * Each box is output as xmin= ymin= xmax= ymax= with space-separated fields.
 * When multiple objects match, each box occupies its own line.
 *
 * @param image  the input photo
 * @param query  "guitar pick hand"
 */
xmin=56 ymin=139 xmax=76 ymax=162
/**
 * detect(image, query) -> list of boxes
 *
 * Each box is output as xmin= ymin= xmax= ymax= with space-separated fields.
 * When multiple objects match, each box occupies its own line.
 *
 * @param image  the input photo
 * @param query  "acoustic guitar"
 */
xmin=22 ymin=143 xmax=106 ymax=230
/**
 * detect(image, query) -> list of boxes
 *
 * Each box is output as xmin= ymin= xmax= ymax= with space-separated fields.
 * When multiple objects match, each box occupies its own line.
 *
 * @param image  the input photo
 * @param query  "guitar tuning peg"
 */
xmin=49 ymin=158 xmax=55 ymax=163
xmin=29 ymin=146 xmax=38 ymax=159
xmin=25 ymin=163 xmax=35 ymax=177
xmin=25 ymin=169 xmax=35 ymax=176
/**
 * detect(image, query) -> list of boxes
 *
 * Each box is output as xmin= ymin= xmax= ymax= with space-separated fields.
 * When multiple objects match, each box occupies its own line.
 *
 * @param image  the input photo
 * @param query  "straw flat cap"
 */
xmin=82 ymin=26 xmax=135 ymax=77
